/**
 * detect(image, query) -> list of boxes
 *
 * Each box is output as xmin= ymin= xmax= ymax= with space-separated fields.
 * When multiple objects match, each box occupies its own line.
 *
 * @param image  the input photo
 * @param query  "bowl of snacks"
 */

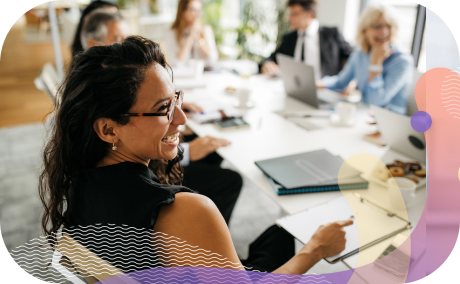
xmin=363 ymin=160 xmax=426 ymax=189
xmin=225 ymin=86 xmax=237 ymax=95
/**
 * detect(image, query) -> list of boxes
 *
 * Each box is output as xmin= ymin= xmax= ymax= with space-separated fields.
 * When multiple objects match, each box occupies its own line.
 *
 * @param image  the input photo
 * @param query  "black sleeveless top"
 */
xmin=64 ymin=162 xmax=193 ymax=272
xmin=66 ymin=162 xmax=193 ymax=229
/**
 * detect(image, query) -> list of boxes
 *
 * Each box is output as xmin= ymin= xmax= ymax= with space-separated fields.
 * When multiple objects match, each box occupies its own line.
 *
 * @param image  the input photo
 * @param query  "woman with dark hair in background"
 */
xmin=71 ymin=0 xmax=118 ymax=57
xmin=40 ymin=36 xmax=352 ymax=274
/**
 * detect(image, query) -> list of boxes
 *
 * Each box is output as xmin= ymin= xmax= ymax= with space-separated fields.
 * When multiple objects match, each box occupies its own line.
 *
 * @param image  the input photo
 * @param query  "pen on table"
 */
xmin=284 ymin=114 xmax=331 ymax=118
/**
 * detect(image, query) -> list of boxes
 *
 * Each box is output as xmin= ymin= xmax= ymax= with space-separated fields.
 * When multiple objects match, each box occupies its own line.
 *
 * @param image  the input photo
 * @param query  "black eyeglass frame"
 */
xmin=119 ymin=90 xmax=184 ymax=123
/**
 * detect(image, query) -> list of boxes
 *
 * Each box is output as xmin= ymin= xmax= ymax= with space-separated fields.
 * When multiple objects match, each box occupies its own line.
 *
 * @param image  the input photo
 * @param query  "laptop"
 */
xmin=371 ymin=105 xmax=426 ymax=162
xmin=254 ymin=149 xmax=368 ymax=195
xmin=276 ymin=53 xmax=343 ymax=109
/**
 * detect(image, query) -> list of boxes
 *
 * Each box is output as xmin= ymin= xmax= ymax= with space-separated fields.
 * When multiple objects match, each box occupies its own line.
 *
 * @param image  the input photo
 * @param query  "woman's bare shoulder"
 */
xmin=155 ymin=192 xmax=225 ymax=234
xmin=153 ymin=192 xmax=241 ymax=266
xmin=158 ymin=192 xmax=217 ymax=219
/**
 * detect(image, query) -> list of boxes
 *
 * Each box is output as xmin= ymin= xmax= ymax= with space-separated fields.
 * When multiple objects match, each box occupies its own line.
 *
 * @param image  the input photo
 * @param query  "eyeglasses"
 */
xmin=186 ymin=7 xmax=202 ymax=14
xmin=370 ymin=24 xmax=392 ymax=30
xmin=287 ymin=11 xmax=307 ymax=17
xmin=119 ymin=90 xmax=184 ymax=123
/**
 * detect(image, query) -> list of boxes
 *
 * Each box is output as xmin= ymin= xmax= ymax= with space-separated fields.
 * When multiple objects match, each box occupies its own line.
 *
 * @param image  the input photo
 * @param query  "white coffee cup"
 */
xmin=388 ymin=177 xmax=417 ymax=210
xmin=189 ymin=59 xmax=204 ymax=79
xmin=236 ymin=88 xmax=251 ymax=109
xmin=334 ymin=102 xmax=357 ymax=122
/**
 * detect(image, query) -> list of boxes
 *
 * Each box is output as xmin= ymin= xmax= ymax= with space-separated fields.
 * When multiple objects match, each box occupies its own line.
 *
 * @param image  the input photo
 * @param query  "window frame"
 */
xmin=412 ymin=5 xmax=426 ymax=68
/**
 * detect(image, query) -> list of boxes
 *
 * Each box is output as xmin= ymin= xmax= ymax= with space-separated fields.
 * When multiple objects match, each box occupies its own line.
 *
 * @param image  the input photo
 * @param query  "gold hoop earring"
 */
xmin=112 ymin=142 xmax=117 ymax=151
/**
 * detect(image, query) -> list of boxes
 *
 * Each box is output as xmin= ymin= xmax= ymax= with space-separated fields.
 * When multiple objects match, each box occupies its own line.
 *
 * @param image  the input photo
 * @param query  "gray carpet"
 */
xmin=0 ymin=122 xmax=349 ymax=277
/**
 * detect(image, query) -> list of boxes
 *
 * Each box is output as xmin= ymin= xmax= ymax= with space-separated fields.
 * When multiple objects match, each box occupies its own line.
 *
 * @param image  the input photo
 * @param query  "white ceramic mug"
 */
xmin=388 ymin=177 xmax=417 ymax=210
xmin=236 ymin=88 xmax=251 ymax=109
xmin=189 ymin=59 xmax=204 ymax=79
xmin=335 ymin=102 xmax=357 ymax=122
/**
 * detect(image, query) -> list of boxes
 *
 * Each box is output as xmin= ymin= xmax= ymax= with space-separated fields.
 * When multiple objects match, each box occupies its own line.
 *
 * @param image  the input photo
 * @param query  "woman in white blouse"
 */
xmin=166 ymin=0 xmax=219 ymax=67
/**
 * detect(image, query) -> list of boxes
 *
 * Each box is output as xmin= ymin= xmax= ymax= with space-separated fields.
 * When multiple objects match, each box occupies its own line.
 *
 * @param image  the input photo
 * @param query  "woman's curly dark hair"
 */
xmin=39 ymin=36 xmax=183 ymax=238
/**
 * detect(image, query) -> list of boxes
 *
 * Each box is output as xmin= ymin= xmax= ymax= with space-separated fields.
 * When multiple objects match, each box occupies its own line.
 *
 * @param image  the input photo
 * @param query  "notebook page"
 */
xmin=276 ymin=194 xmax=409 ymax=262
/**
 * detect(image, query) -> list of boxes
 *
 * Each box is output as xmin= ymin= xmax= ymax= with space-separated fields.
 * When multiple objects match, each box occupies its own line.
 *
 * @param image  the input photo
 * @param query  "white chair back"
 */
xmin=34 ymin=62 xmax=61 ymax=104
xmin=52 ymin=233 xmax=127 ymax=284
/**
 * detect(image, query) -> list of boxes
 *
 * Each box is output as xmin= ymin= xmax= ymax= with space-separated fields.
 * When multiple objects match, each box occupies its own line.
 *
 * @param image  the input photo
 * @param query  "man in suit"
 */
xmin=79 ymin=8 xmax=243 ymax=225
xmin=261 ymin=0 xmax=353 ymax=80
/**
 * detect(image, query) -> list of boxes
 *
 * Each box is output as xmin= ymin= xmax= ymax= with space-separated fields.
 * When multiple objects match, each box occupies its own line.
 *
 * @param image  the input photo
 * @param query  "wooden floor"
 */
xmin=0 ymin=16 xmax=71 ymax=128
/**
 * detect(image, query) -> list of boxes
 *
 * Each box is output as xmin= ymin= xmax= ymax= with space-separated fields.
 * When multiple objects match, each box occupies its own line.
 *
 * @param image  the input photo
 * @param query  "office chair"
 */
xmin=34 ymin=62 xmax=61 ymax=104
xmin=407 ymin=70 xmax=424 ymax=117
xmin=51 ymin=233 xmax=128 ymax=284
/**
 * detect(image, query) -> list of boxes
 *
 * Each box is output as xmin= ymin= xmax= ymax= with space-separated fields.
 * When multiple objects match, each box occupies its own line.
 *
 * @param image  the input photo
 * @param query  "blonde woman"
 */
xmin=317 ymin=5 xmax=414 ymax=115
xmin=165 ymin=0 xmax=218 ymax=67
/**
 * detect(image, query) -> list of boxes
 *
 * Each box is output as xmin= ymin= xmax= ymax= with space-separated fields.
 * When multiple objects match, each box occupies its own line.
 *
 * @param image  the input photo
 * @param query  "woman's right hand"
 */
xmin=316 ymin=80 xmax=325 ymax=89
xmin=190 ymin=21 xmax=203 ymax=38
xmin=341 ymin=80 xmax=357 ymax=96
xmin=370 ymin=43 xmax=392 ymax=65
xmin=300 ymin=219 xmax=354 ymax=259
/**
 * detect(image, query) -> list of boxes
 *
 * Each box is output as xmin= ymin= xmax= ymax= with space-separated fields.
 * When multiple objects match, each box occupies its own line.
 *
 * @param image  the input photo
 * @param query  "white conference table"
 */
xmin=179 ymin=71 xmax=426 ymax=272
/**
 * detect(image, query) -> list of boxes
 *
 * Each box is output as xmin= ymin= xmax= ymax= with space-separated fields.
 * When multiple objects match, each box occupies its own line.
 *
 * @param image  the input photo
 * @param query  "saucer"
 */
xmin=329 ymin=114 xmax=357 ymax=127
xmin=234 ymin=101 xmax=254 ymax=109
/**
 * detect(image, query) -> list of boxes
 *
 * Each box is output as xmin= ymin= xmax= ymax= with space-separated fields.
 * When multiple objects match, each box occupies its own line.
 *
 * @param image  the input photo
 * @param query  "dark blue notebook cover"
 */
xmin=266 ymin=175 xmax=368 ymax=195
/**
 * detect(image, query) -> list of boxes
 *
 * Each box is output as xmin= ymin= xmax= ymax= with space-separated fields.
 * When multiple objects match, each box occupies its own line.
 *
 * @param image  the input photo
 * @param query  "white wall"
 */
xmin=426 ymin=9 xmax=460 ymax=71
xmin=316 ymin=0 xmax=361 ymax=44
xmin=316 ymin=0 xmax=346 ymax=31
xmin=343 ymin=0 xmax=361 ymax=44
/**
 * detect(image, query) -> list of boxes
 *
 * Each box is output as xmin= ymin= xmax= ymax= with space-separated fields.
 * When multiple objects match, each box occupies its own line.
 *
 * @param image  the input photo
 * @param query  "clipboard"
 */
xmin=276 ymin=193 xmax=411 ymax=263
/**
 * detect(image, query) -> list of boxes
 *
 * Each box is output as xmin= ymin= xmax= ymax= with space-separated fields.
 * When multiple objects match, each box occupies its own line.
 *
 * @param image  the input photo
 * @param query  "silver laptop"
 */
xmin=371 ymin=105 xmax=426 ymax=162
xmin=276 ymin=53 xmax=342 ymax=108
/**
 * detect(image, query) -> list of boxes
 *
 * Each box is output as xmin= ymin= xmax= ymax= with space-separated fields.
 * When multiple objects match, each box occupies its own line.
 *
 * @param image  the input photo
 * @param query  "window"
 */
xmin=417 ymin=26 xmax=426 ymax=72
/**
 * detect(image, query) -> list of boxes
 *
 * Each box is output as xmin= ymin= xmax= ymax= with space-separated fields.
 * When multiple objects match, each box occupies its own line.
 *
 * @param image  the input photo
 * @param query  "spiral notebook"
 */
xmin=266 ymin=175 xmax=368 ymax=195
xmin=276 ymin=193 xmax=411 ymax=263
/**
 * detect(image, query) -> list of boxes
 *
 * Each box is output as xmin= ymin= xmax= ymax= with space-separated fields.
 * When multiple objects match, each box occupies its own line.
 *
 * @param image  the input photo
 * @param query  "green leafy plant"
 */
xmin=202 ymin=0 xmax=224 ymax=45
xmin=117 ymin=0 xmax=137 ymax=9
xmin=275 ymin=0 xmax=290 ymax=45
xmin=234 ymin=0 xmax=271 ymax=62
xmin=148 ymin=0 xmax=159 ymax=14
xmin=117 ymin=0 xmax=160 ymax=13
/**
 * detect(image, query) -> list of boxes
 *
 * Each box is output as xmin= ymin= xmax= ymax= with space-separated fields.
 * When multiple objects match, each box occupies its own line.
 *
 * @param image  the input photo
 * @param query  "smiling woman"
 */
xmin=93 ymin=68 xmax=186 ymax=166
xmin=39 ymin=36 xmax=188 ymax=237
xmin=319 ymin=4 xmax=414 ymax=115
xmin=39 ymin=35 xmax=352 ymax=276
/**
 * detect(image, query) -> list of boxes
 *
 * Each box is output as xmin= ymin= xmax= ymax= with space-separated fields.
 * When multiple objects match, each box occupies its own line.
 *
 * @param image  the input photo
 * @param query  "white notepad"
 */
xmin=276 ymin=193 xmax=410 ymax=263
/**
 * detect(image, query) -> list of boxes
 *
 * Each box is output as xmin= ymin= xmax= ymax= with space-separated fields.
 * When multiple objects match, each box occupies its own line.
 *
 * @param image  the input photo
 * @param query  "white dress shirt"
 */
xmin=165 ymin=25 xmax=219 ymax=68
xmin=181 ymin=142 xmax=191 ymax=166
xmin=294 ymin=19 xmax=322 ymax=80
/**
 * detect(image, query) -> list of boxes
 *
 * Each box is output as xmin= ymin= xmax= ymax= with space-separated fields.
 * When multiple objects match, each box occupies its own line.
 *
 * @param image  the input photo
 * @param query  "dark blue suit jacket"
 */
xmin=261 ymin=27 xmax=353 ymax=76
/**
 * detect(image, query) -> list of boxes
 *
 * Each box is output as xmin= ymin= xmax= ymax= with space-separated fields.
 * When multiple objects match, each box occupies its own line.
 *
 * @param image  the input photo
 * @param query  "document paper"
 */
xmin=276 ymin=194 xmax=409 ymax=263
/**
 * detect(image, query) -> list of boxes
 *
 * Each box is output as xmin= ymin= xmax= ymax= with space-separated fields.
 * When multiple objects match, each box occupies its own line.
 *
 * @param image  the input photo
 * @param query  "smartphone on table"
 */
xmin=214 ymin=117 xmax=250 ymax=131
